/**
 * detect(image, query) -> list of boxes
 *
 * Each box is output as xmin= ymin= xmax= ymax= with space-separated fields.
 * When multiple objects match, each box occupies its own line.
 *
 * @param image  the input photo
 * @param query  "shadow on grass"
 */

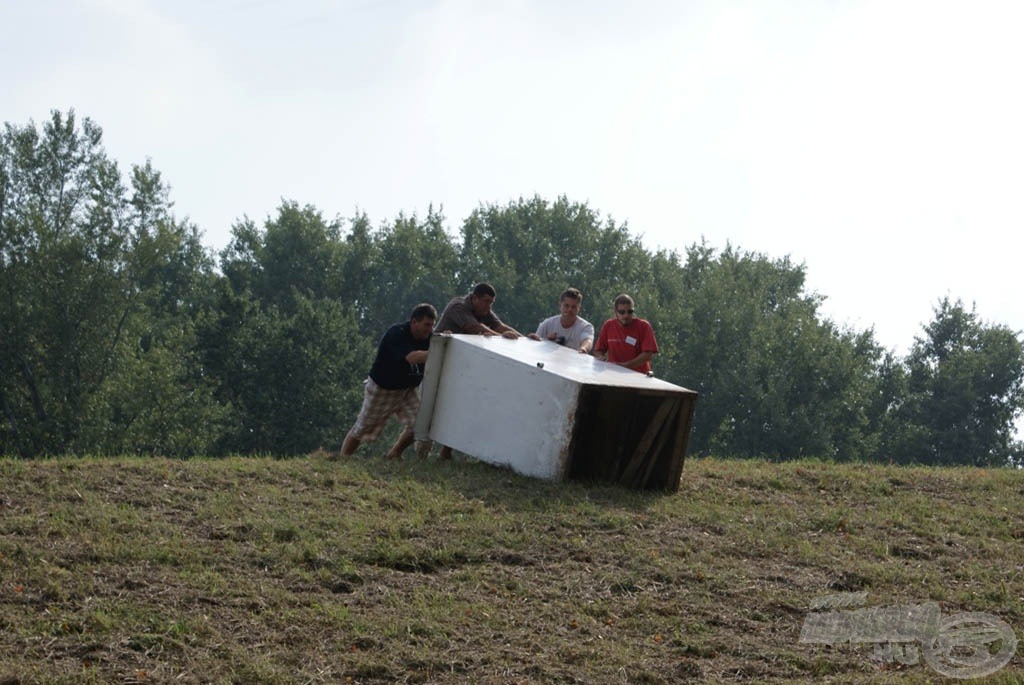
xmin=328 ymin=446 xmax=674 ymax=516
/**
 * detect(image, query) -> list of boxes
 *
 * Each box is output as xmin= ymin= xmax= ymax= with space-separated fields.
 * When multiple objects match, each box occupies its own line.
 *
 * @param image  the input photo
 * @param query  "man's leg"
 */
xmin=384 ymin=426 xmax=416 ymax=460
xmin=341 ymin=379 xmax=391 ymax=457
xmin=341 ymin=430 xmax=361 ymax=456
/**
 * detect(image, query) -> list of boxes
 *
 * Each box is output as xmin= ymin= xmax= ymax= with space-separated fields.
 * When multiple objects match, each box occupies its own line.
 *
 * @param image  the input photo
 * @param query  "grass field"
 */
xmin=1 ymin=452 xmax=1022 ymax=683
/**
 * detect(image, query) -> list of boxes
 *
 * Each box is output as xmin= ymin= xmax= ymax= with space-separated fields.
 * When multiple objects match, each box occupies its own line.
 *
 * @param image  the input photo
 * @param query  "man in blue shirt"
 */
xmin=341 ymin=303 xmax=436 ymax=459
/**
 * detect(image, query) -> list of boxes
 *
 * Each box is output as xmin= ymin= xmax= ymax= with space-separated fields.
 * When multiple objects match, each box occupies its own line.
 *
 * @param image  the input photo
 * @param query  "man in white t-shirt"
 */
xmin=530 ymin=287 xmax=594 ymax=354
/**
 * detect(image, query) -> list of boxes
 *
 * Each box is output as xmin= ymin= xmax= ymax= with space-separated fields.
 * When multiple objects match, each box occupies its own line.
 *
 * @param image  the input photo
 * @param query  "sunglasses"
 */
xmin=616 ymin=308 xmax=635 ymax=315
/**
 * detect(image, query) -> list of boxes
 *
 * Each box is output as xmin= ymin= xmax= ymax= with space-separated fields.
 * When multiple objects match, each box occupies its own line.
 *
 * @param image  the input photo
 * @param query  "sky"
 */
xmin=3 ymin=0 xmax=1023 ymax=359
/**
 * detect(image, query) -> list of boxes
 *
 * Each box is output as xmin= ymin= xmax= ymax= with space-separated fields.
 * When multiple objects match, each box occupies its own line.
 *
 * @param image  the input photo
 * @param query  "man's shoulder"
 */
xmin=381 ymin=321 xmax=412 ymax=344
xmin=441 ymin=295 xmax=473 ymax=314
xmin=636 ymin=318 xmax=658 ymax=347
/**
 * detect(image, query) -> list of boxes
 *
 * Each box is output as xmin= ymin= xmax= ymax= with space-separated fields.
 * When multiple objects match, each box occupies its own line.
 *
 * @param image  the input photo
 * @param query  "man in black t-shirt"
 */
xmin=341 ymin=303 xmax=436 ymax=459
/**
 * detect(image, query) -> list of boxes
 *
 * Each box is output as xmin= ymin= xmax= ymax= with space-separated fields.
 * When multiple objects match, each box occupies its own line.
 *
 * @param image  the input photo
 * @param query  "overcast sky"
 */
xmin=4 ymin=0 xmax=1022 ymax=358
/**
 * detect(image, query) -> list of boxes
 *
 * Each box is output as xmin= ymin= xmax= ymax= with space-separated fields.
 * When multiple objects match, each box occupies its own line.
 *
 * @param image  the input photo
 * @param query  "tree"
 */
xmin=351 ymin=207 xmax=460 ymax=337
xmin=457 ymin=195 xmax=651 ymax=335
xmin=203 ymin=291 xmax=369 ymax=455
xmin=204 ymin=203 xmax=373 ymax=454
xmin=7 ymin=109 xmax=1021 ymax=465
xmin=673 ymin=243 xmax=883 ymax=459
xmin=883 ymin=298 xmax=1024 ymax=465
xmin=0 ymin=110 xmax=226 ymax=456
xmin=78 ymin=206 xmax=229 ymax=457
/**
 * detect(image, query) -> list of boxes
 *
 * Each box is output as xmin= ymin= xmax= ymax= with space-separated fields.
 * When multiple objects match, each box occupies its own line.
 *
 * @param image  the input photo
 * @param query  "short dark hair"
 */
xmin=410 ymin=303 xmax=437 ymax=321
xmin=472 ymin=283 xmax=497 ymax=298
xmin=613 ymin=293 xmax=634 ymax=308
xmin=560 ymin=287 xmax=583 ymax=302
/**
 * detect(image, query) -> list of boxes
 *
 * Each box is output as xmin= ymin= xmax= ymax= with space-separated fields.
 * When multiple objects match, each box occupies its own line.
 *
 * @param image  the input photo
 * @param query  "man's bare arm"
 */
xmin=406 ymin=350 xmax=428 ymax=364
xmin=619 ymin=351 xmax=653 ymax=369
xmin=494 ymin=322 xmax=522 ymax=339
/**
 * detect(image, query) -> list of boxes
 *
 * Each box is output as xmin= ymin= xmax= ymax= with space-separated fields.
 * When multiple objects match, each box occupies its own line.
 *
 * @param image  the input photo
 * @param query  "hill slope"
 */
xmin=1 ymin=455 xmax=1021 ymax=683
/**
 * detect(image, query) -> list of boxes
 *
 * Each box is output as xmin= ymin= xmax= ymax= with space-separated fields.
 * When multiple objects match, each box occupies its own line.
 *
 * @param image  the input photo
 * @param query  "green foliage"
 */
xmin=457 ymin=195 xmax=650 ymax=334
xmin=880 ymin=298 xmax=1024 ymax=465
xmin=667 ymin=243 xmax=883 ymax=459
xmin=206 ymin=291 xmax=369 ymax=455
xmin=349 ymin=207 xmax=460 ymax=336
xmin=219 ymin=201 xmax=348 ymax=308
xmin=0 ymin=110 xmax=226 ymax=457
xmin=206 ymin=204 xmax=374 ymax=454
xmin=4 ymin=111 xmax=1023 ymax=464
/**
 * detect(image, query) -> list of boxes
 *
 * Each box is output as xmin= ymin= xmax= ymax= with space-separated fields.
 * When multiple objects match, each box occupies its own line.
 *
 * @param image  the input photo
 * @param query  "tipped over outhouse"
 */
xmin=414 ymin=334 xmax=698 ymax=492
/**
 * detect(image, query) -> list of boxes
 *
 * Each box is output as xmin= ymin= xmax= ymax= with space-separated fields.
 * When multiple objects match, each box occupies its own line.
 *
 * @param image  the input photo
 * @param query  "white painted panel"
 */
xmin=449 ymin=335 xmax=694 ymax=392
xmin=427 ymin=336 xmax=580 ymax=480
xmin=414 ymin=334 xmax=448 ymax=440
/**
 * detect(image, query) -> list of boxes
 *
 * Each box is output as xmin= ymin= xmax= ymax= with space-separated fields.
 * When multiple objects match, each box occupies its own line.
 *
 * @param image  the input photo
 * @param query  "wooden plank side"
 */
xmin=635 ymin=397 xmax=681 ymax=489
xmin=663 ymin=394 xmax=698 ymax=492
xmin=618 ymin=396 xmax=676 ymax=486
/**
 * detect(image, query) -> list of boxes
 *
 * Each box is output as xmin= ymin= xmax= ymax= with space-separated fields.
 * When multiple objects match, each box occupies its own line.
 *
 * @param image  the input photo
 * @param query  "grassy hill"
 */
xmin=1 ymin=453 xmax=1021 ymax=683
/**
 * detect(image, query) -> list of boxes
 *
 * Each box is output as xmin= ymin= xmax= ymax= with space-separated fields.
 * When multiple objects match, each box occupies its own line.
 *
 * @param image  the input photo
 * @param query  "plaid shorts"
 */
xmin=348 ymin=378 xmax=421 ymax=442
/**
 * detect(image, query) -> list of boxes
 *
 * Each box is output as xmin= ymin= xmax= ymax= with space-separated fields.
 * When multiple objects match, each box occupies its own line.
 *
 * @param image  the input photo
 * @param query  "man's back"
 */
xmin=436 ymin=294 xmax=502 ymax=334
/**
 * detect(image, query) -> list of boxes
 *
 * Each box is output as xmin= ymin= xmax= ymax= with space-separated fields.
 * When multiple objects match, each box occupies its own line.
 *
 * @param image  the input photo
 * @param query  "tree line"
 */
xmin=3 ymin=111 xmax=1023 ymax=465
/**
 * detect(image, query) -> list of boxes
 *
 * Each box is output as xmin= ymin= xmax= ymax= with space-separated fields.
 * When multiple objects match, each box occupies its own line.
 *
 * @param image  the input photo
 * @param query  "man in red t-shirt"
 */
xmin=594 ymin=293 xmax=658 ymax=375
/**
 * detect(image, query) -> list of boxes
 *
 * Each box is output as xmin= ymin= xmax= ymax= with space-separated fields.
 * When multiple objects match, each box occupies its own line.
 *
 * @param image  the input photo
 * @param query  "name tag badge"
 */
xmin=625 ymin=335 xmax=637 ymax=346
